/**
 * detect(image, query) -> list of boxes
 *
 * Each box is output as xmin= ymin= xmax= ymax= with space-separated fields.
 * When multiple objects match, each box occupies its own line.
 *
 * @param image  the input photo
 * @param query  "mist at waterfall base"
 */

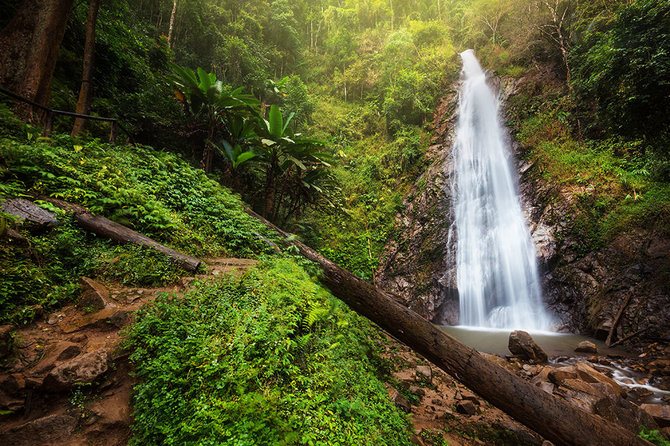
xmin=449 ymin=50 xmax=552 ymax=332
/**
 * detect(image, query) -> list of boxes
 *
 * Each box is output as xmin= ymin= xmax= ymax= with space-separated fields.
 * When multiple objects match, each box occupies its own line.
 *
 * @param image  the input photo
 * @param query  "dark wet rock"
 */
xmin=455 ymin=400 xmax=477 ymax=416
xmin=508 ymin=330 xmax=548 ymax=363
xmin=374 ymin=72 xmax=670 ymax=339
xmin=575 ymin=341 xmax=597 ymax=354
xmin=42 ymin=349 xmax=110 ymax=391
xmin=0 ymin=414 xmax=77 ymax=446
xmin=375 ymin=90 xmax=460 ymax=324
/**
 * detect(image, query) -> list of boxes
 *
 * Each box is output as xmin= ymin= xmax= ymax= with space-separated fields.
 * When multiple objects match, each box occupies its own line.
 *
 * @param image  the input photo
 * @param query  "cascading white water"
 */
xmin=452 ymin=50 xmax=551 ymax=331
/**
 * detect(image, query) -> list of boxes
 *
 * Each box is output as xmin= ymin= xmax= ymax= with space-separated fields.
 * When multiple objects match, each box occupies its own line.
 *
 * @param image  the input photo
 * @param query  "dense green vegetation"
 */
xmin=0 ymin=111 xmax=277 ymax=323
xmin=126 ymin=259 xmax=411 ymax=445
xmin=2 ymin=0 xmax=670 ymax=443
xmin=0 ymin=110 xmax=414 ymax=442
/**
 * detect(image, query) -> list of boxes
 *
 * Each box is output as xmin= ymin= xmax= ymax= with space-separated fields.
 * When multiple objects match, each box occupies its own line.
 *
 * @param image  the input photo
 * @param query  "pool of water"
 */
xmin=439 ymin=325 xmax=629 ymax=358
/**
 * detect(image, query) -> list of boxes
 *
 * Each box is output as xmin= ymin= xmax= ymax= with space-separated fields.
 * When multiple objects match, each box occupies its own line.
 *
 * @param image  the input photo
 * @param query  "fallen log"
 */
xmin=245 ymin=208 xmax=650 ymax=446
xmin=606 ymin=288 xmax=634 ymax=347
xmin=45 ymin=198 xmax=201 ymax=272
xmin=610 ymin=327 xmax=650 ymax=348
xmin=1 ymin=198 xmax=58 ymax=232
xmin=75 ymin=212 xmax=201 ymax=271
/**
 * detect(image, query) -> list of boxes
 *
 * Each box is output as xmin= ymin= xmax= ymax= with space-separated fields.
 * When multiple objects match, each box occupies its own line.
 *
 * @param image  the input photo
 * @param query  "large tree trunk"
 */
xmin=244 ymin=208 xmax=651 ymax=446
xmin=0 ymin=0 xmax=75 ymax=122
xmin=72 ymin=0 xmax=101 ymax=136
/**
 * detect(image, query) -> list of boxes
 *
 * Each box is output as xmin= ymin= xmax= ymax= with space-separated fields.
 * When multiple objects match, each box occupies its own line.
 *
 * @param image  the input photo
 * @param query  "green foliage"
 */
xmin=639 ymin=427 xmax=670 ymax=446
xmin=0 ymin=214 xmax=180 ymax=324
xmin=570 ymin=0 xmax=670 ymax=151
xmin=0 ymin=137 xmax=275 ymax=257
xmin=125 ymin=259 xmax=412 ymax=445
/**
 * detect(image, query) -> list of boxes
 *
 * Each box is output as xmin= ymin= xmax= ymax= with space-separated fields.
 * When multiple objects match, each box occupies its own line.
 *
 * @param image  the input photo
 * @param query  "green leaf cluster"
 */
xmin=125 ymin=259 xmax=412 ymax=446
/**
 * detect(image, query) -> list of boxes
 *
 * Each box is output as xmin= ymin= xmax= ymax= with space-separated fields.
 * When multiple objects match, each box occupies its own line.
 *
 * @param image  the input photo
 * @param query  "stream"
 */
xmin=441 ymin=325 xmax=670 ymax=403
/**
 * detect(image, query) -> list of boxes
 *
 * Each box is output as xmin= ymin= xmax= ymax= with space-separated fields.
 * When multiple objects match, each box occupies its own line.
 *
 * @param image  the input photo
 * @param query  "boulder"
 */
xmin=549 ymin=363 xmax=623 ymax=397
xmin=1 ymin=198 xmax=57 ymax=232
xmin=79 ymin=277 xmax=114 ymax=310
xmin=595 ymin=397 xmax=658 ymax=432
xmin=641 ymin=404 xmax=670 ymax=427
xmin=42 ymin=349 xmax=110 ymax=391
xmin=508 ymin=330 xmax=548 ymax=363
xmin=575 ymin=341 xmax=597 ymax=354
xmin=548 ymin=366 xmax=578 ymax=385
xmin=0 ymin=414 xmax=77 ymax=446
xmin=32 ymin=341 xmax=82 ymax=375
xmin=574 ymin=362 xmax=624 ymax=397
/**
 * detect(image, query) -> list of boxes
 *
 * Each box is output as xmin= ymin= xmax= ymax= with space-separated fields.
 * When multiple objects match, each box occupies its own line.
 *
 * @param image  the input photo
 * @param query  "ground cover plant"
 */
xmin=125 ymin=259 xmax=413 ymax=446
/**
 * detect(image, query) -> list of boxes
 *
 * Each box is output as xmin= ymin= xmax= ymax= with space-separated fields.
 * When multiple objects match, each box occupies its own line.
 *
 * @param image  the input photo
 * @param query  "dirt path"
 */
xmin=0 ymin=258 xmax=256 ymax=446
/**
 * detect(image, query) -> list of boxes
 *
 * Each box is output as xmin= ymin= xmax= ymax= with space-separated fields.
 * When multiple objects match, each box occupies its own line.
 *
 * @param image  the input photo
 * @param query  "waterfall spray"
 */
xmin=451 ymin=50 xmax=551 ymax=330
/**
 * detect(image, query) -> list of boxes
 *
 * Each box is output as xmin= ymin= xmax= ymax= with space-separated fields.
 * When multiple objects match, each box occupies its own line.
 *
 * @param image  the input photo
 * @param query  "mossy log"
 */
xmin=245 ymin=208 xmax=651 ymax=446
xmin=46 ymin=198 xmax=201 ymax=271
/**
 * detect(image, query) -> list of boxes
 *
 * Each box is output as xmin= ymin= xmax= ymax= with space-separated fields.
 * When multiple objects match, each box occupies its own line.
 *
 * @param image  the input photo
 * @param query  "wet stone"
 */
xmin=575 ymin=341 xmax=597 ymax=354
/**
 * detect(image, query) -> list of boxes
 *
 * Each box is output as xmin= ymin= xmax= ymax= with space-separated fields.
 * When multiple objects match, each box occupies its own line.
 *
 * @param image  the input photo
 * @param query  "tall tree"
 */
xmin=72 ymin=0 xmax=101 ymax=136
xmin=0 ymin=0 xmax=75 ymax=121
xmin=167 ymin=0 xmax=177 ymax=47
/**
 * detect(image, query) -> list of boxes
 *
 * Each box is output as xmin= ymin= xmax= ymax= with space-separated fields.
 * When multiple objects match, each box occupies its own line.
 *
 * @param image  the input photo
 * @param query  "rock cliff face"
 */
xmin=377 ymin=74 xmax=670 ymax=343
xmin=375 ymin=87 xmax=460 ymax=325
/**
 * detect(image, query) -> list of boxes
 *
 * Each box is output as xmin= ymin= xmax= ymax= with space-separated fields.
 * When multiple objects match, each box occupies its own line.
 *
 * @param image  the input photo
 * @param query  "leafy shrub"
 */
xmin=0 ymin=137 xmax=276 ymax=257
xmin=125 ymin=259 xmax=412 ymax=445
xmin=0 ymin=214 xmax=181 ymax=324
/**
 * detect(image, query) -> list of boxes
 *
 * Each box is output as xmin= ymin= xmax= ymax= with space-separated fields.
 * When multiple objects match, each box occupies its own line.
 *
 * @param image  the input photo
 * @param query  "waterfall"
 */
xmin=451 ymin=50 xmax=551 ymax=331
